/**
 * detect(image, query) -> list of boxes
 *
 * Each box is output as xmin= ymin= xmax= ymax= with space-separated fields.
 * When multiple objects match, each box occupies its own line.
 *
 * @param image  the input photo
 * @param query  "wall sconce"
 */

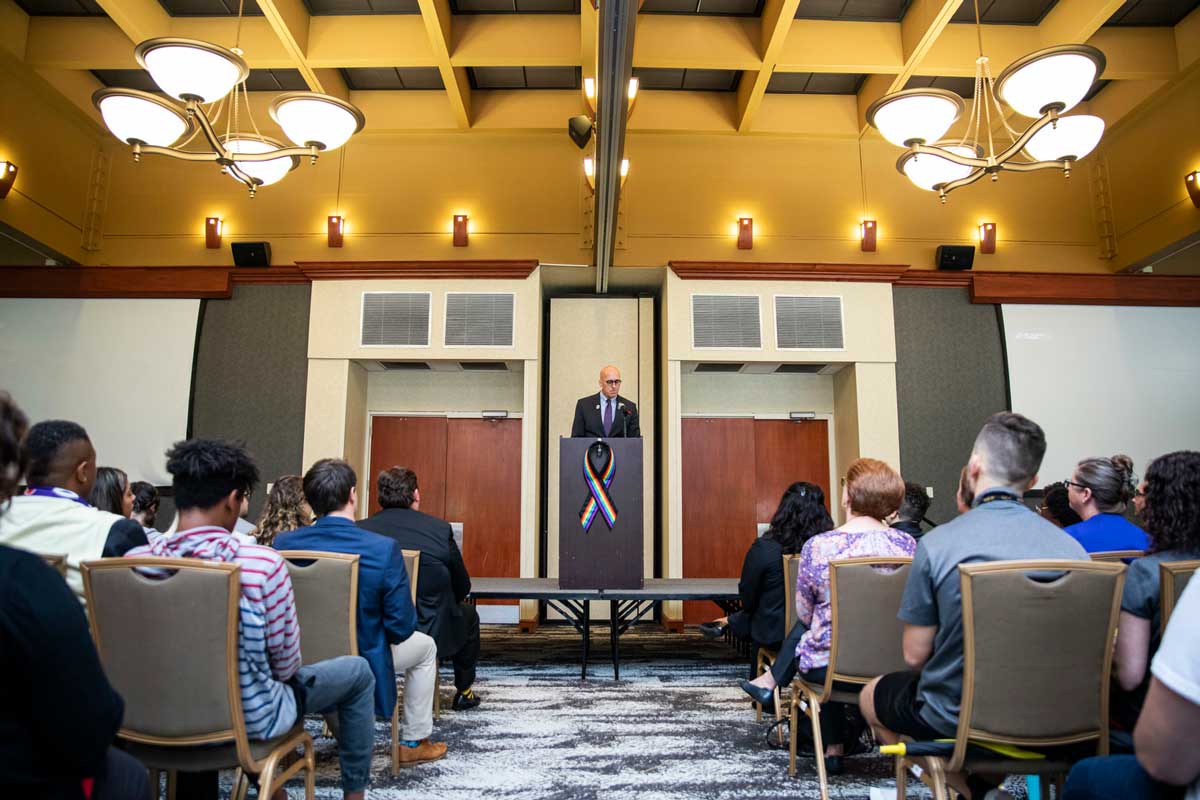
xmin=737 ymin=217 xmax=753 ymax=250
xmin=582 ymin=77 xmax=640 ymax=119
xmin=328 ymin=215 xmax=345 ymax=248
xmin=583 ymin=157 xmax=629 ymax=192
xmin=0 ymin=161 xmax=18 ymax=199
xmin=1188 ymin=171 xmax=1200 ymax=208
xmin=859 ymin=219 xmax=877 ymax=252
xmin=978 ymin=221 xmax=997 ymax=254
xmin=205 ymin=217 xmax=222 ymax=249
xmin=453 ymin=214 xmax=469 ymax=247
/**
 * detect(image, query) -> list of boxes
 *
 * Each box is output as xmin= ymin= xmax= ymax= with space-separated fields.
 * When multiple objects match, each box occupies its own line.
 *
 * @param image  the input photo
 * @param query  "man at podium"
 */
xmin=571 ymin=365 xmax=641 ymax=438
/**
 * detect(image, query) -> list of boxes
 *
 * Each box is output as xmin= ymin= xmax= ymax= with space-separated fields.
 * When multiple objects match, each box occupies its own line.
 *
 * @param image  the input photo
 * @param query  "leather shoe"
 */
xmin=739 ymin=679 xmax=774 ymax=706
xmin=452 ymin=688 xmax=481 ymax=710
xmin=699 ymin=621 xmax=727 ymax=640
xmin=396 ymin=739 xmax=447 ymax=767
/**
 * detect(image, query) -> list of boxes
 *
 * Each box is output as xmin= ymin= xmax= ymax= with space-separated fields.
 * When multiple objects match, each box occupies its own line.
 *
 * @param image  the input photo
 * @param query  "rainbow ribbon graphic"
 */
xmin=580 ymin=442 xmax=618 ymax=531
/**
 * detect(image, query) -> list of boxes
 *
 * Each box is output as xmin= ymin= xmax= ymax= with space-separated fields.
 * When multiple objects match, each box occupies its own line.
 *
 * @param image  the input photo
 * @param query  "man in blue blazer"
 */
xmin=274 ymin=458 xmax=447 ymax=768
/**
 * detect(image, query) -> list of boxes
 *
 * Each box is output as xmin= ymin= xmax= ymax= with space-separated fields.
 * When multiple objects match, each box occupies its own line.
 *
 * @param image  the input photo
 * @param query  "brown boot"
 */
xmin=396 ymin=739 xmax=448 ymax=767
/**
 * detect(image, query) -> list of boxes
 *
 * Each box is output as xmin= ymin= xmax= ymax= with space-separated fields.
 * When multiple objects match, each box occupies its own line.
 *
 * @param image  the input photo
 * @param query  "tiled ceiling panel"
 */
xmin=1104 ymin=0 xmax=1200 ymax=26
xmin=305 ymin=0 xmax=419 ymax=12
xmin=766 ymin=71 xmax=866 ymax=94
xmin=950 ymin=0 xmax=1059 ymax=24
xmin=157 ymin=0 xmax=262 ymax=15
xmin=795 ymin=0 xmax=911 ymax=21
xmin=633 ymin=67 xmax=741 ymax=91
xmin=451 ymin=0 xmax=577 ymax=11
xmin=13 ymin=0 xmax=105 ymax=14
xmin=468 ymin=66 xmax=581 ymax=89
xmin=93 ymin=68 xmax=306 ymax=91
xmin=342 ymin=67 xmax=445 ymax=90
xmin=904 ymin=75 xmax=978 ymax=98
xmin=640 ymin=0 xmax=763 ymax=16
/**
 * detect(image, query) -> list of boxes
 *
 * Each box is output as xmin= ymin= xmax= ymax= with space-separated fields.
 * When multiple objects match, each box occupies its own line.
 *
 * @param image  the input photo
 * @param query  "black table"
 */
xmin=470 ymin=578 xmax=740 ymax=679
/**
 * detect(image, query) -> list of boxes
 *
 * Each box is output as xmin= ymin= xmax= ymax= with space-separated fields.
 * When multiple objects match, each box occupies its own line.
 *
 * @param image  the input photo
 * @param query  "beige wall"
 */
xmin=343 ymin=361 xmax=369 ymax=515
xmin=366 ymin=368 xmax=525 ymax=414
xmin=680 ymin=371 xmax=835 ymax=415
xmin=302 ymin=358 xmax=352 ymax=469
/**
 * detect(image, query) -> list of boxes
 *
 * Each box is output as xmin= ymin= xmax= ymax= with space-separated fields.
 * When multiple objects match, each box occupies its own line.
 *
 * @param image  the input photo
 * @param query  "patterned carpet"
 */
xmin=237 ymin=623 xmax=926 ymax=799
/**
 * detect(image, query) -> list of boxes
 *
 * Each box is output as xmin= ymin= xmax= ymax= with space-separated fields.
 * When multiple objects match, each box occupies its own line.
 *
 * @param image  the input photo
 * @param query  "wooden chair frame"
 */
xmin=82 ymin=558 xmax=315 ymax=800
xmin=1090 ymin=550 xmax=1145 ymax=563
xmin=895 ymin=559 xmax=1125 ymax=800
xmin=1160 ymin=560 xmax=1200 ymax=636
xmin=789 ymin=556 xmax=912 ymax=799
xmin=42 ymin=553 xmax=67 ymax=577
xmin=753 ymin=554 xmax=801 ymax=741
xmin=391 ymin=548 xmax=424 ymax=775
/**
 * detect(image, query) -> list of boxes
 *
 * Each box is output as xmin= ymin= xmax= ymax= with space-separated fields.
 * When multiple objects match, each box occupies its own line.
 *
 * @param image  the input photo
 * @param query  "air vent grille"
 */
xmin=694 ymin=363 xmax=744 ymax=373
xmin=775 ymin=296 xmax=844 ymax=350
xmin=774 ymin=363 xmax=826 ymax=374
xmin=361 ymin=292 xmax=431 ymax=347
xmin=445 ymin=293 xmax=515 ymax=347
xmin=380 ymin=361 xmax=432 ymax=371
xmin=692 ymin=295 xmax=761 ymax=349
xmin=460 ymin=361 xmax=508 ymax=371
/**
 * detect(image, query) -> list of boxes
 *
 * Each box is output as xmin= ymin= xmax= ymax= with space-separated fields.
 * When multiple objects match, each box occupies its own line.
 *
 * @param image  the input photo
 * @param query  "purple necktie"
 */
xmin=603 ymin=398 xmax=613 ymax=435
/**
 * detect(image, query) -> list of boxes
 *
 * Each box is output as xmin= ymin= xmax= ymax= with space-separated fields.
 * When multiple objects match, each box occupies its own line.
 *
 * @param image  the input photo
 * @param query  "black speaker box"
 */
xmin=231 ymin=241 xmax=271 ymax=267
xmin=935 ymin=244 xmax=975 ymax=271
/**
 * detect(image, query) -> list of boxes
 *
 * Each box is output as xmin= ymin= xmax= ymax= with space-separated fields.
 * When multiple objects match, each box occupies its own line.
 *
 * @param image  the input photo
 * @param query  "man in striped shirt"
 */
xmin=127 ymin=439 xmax=375 ymax=799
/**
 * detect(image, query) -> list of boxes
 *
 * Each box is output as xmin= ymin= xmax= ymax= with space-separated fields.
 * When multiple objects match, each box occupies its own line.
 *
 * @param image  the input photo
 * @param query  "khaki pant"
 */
xmin=391 ymin=630 xmax=437 ymax=741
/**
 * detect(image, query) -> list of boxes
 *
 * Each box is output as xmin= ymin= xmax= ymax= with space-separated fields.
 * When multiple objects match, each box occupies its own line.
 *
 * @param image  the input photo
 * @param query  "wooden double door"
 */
xmin=368 ymin=416 xmax=522 ymax=594
xmin=681 ymin=418 xmax=831 ymax=623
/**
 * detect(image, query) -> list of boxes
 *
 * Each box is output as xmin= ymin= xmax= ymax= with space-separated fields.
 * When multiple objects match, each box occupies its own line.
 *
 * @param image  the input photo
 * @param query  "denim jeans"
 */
xmin=296 ymin=655 xmax=376 ymax=793
xmin=1063 ymin=755 xmax=1184 ymax=800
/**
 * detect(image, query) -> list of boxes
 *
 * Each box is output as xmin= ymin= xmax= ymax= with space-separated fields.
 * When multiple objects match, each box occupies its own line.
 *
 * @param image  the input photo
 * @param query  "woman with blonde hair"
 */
xmin=254 ymin=475 xmax=312 ymax=547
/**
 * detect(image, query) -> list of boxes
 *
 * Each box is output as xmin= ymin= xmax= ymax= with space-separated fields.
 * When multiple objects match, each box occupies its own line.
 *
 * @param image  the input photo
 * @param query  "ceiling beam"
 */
xmin=1 ymin=0 xmax=29 ymax=60
xmin=593 ymin=0 xmax=636 ymax=293
xmin=307 ymin=17 xmax=433 ymax=67
xmin=633 ymin=14 xmax=759 ymax=70
xmin=91 ymin=0 xmax=169 ymax=46
xmin=775 ymin=20 xmax=904 ymax=73
xmin=452 ymin=14 xmax=579 ymax=67
xmin=734 ymin=0 xmax=804 ymax=133
xmin=254 ymin=0 xmax=349 ymax=96
xmin=416 ymin=0 xmax=470 ymax=129
xmin=1038 ymin=0 xmax=1126 ymax=45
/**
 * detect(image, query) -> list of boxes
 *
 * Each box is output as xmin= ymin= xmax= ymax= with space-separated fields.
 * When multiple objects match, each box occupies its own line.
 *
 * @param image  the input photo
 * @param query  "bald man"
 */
xmin=570 ymin=365 xmax=641 ymax=438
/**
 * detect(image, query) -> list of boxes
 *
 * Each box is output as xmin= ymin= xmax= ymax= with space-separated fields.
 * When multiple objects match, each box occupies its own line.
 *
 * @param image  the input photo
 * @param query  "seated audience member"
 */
xmin=360 ymin=467 xmax=481 ymax=711
xmin=233 ymin=490 xmax=257 ymax=540
xmin=743 ymin=459 xmax=916 ymax=772
xmin=129 ymin=481 xmax=159 ymax=539
xmin=859 ymin=413 xmax=1088 ymax=799
xmin=127 ymin=440 xmax=376 ymax=800
xmin=891 ymin=481 xmax=930 ymax=539
xmin=1063 ymin=576 xmax=1200 ymax=800
xmin=955 ymin=466 xmax=974 ymax=514
xmin=90 ymin=467 xmax=133 ymax=518
xmin=1111 ymin=450 xmax=1200 ymax=734
xmin=1039 ymin=481 xmax=1083 ymax=528
xmin=0 ymin=392 xmax=151 ymax=800
xmin=274 ymin=460 xmax=447 ymax=767
xmin=700 ymin=482 xmax=833 ymax=661
xmin=1064 ymin=455 xmax=1149 ymax=553
xmin=0 ymin=420 xmax=147 ymax=600
xmin=254 ymin=476 xmax=312 ymax=547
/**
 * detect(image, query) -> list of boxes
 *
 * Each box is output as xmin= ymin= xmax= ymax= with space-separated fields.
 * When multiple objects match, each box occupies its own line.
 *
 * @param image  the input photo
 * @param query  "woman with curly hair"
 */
xmin=254 ymin=475 xmax=313 ymax=547
xmin=1112 ymin=450 xmax=1200 ymax=732
xmin=0 ymin=392 xmax=29 ymax=513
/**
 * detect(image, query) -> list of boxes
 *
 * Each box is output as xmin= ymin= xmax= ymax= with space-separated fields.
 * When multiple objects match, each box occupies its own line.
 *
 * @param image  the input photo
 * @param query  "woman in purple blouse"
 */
xmin=742 ymin=457 xmax=915 ymax=773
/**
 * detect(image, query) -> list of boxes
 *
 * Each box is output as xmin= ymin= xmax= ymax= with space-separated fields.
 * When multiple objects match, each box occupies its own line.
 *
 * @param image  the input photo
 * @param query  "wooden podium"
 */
xmin=558 ymin=437 xmax=644 ymax=589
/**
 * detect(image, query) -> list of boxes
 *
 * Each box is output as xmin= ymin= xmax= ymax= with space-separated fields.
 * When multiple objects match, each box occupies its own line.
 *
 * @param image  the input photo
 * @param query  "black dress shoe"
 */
xmin=739 ymin=679 xmax=774 ymax=706
xmin=699 ymin=621 xmax=727 ymax=640
xmin=452 ymin=689 xmax=481 ymax=710
xmin=823 ymin=755 xmax=844 ymax=776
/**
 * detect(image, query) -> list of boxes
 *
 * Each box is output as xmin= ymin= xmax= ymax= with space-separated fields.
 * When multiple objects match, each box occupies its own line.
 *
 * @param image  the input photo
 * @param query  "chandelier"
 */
xmin=866 ymin=2 xmax=1105 ymax=203
xmin=92 ymin=38 xmax=365 ymax=196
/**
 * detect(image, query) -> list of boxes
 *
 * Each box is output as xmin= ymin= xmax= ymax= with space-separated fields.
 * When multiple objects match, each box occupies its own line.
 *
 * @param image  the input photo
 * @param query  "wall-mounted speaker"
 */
xmin=231 ymin=241 xmax=271 ymax=267
xmin=935 ymin=244 xmax=975 ymax=271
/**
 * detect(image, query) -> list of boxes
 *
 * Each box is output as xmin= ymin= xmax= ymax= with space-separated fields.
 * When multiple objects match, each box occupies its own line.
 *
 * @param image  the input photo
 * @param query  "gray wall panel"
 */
xmin=190 ymin=283 xmax=311 ymax=522
xmin=893 ymin=287 xmax=1007 ymax=524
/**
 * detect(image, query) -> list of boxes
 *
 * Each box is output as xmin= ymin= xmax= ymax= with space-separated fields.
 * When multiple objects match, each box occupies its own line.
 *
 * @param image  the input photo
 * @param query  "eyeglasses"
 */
xmin=1063 ymin=480 xmax=1088 ymax=491
xmin=604 ymin=379 xmax=622 ymax=386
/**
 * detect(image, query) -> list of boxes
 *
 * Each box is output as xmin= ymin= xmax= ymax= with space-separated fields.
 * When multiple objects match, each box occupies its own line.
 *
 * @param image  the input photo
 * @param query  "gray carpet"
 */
xmin=249 ymin=624 xmax=925 ymax=799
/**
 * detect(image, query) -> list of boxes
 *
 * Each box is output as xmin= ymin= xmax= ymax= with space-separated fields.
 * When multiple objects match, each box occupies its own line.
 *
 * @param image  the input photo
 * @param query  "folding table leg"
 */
xmin=581 ymin=602 xmax=591 ymax=680
xmin=610 ymin=600 xmax=621 ymax=680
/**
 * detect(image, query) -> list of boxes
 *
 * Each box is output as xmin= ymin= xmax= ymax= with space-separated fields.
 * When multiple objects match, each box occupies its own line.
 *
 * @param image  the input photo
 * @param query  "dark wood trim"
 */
xmin=0 ymin=266 xmax=232 ymax=299
xmin=229 ymin=267 xmax=307 ymax=285
xmin=293 ymin=260 xmax=539 ymax=280
xmin=971 ymin=272 xmax=1200 ymax=307
xmin=669 ymin=261 xmax=910 ymax=283
xmin=894 ymin=269 xmax=973 ymax=288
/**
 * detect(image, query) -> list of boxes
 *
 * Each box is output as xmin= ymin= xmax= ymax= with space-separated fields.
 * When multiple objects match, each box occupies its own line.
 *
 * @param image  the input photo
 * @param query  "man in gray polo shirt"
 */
xmin=860 ymin=412 xmax=1087 ymax=795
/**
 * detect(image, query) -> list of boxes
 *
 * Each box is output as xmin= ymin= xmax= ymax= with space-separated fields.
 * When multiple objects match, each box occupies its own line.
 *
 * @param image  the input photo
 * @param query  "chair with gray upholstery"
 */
xmin=82 ymin=557 xmax=314 ymax=800
xmin=790 ymin=556 xmax=912 ymax=796
xmin=1160 ymin=560 xmax=1200 ymax=635
xmin=278 ymin=551 xmax=360 ymax=663
xmin=894 ymin=559 xmax=1125 ymax=800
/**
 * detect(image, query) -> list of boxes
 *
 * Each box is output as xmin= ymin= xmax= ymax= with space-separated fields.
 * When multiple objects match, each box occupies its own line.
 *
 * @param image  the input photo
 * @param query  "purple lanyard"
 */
xmin=24 ymin=486 xmax=92 ymax=507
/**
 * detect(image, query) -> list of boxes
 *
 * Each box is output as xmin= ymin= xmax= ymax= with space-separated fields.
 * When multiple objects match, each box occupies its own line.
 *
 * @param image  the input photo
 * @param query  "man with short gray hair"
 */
xmin=859 ymin=412 xmax=1088 ymax=798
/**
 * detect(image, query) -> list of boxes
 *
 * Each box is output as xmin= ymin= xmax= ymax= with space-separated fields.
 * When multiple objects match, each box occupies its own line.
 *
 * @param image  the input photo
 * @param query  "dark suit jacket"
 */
xmin=102 ymin=518 xmax=148 ymax=557
xmin=358 ymin=507 xmax=472 ymax=657
xmin=738 ymin=536 xmax=787 ymax=647
xmin=273 ymin=515 xmax=417 ymax=718
xmin=570 ymin=394 xmax=640 ymax=438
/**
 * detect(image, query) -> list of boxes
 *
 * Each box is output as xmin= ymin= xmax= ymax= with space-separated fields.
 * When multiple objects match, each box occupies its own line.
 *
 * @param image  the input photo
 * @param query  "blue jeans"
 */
xmin=295 ymin=656 xmax=376 ymax=793
xmin=1063 ymin=755 xmax=1182 ymax=800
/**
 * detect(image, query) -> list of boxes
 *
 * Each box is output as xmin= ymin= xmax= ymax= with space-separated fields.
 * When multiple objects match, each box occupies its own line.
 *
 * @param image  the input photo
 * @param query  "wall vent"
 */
xmin=691 ymin=294 xmax=761 ymax=349
xmin=379 ymin=361 xmax=432 ymax=371
xmin=460 ymin=361 xmax=508 ymax=371
xmin=775 ymin=296 xmax=844 ymax=350
xmin=361 ymin=292 xmax=431 ymax=347
xmin=445 ymin=293 xmax=515 ymax=347
xmin=694 ymin=362 xmax=745 ymax=373
xmin=774 ymin=363 xmax=827 ymax=374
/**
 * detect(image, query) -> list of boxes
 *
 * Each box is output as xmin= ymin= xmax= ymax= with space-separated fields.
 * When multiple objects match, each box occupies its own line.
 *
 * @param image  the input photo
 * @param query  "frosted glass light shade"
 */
xmin=92 ymin=89 xmax=193 ymax=146
xmin=134 ymin=38 xmax=248 ymax=103
xmin=866 ymin=89 xmax=965 ymax=147
xmin=996 ymin=45 xmax=1105 ymax=118
xmin=899 ymin=144 xmax=981 ymax=191
xmin=268 ymin=93 xmax=366 ymax=151
xmin=1022 ymin=115 xmax=1105 ymax=162
xmin=221 ymin=136 xmax=298 ymax=187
